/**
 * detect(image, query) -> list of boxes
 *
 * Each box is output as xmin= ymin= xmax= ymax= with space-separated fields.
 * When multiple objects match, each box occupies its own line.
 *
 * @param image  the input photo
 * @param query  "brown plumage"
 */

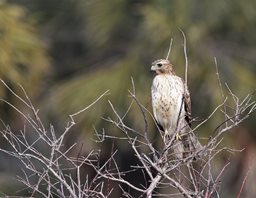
xmin=150 ymin=59 xmax=201 ymax=159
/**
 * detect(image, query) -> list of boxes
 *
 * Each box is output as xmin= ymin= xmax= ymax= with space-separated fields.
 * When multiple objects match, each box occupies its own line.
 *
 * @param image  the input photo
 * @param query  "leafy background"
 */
xmin=0 ymin=0 xmax=256 ymax=197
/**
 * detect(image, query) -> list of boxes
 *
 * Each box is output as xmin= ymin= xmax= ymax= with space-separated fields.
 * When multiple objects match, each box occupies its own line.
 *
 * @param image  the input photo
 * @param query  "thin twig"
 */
xmin=70 ymin=90 xmax=110 ymax=120
xmin=179 ymin=28 xmax=188 ymax=86
xmin=236 ymin=168 xmax=250 ymax=198
xmin=214 ymin=57 xmax=228 ymax=128
xmin=166 ymin=38 xmax=173 ymax=60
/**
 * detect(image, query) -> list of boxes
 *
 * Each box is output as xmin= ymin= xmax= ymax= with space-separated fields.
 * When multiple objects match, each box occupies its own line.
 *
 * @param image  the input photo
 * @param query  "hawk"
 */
xmin=150 ymin=59 xmax=201 ymax=159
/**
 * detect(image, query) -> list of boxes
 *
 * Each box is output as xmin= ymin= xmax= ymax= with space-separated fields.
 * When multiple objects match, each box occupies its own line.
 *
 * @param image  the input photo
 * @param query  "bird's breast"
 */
xmin=151 ymin=75 xmax=185 ymax=131
xmin=152 ymin=75 xmax=184 ymax=101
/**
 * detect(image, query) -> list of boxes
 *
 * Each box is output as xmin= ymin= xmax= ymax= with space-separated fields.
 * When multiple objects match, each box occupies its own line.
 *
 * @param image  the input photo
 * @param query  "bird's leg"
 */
xmin=163 ymin=130 xmax=169 ymax=144
xmin=163 ymin=132 xmax=167 ymax=144
xmin=164 ymin=129 xmax=182 ymax=143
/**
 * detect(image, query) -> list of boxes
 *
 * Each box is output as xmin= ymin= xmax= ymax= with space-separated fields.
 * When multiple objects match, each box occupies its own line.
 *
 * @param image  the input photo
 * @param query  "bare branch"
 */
xmin=237 ymin=168 xmax=250 ymax=198
xmin=70 ymin=90 xmax=110 ymax=121
xmin=166 ymin=38 xmax=173 ymax=60
xmin=179 ymin=28 xmax=188 ymax=85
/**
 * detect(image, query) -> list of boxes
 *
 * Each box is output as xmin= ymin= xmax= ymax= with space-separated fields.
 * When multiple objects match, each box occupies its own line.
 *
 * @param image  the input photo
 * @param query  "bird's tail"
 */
xmin=172 ymin=123 xmax=202 ymax=160
xmin=182 ymin=130 xmax=202 ymax=159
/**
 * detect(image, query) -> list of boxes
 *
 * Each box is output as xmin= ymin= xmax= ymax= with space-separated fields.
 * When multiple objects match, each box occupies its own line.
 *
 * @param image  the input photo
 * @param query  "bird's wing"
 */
xmin=151 ymin=88 xmax=165 ymax=132
xmin=184 ymin=84 xmax=192 ymax=127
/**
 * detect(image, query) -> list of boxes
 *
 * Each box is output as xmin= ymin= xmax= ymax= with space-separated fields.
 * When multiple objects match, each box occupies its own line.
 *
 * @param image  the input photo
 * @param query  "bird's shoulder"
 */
xmin=152 ymin=74 xmax=184 ymax=90
xmin=154 ymin=74 xmax=183 ymax=82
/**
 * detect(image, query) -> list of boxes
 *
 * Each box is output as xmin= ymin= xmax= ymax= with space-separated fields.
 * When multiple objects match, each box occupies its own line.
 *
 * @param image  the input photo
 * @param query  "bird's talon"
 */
xmin=176 ymin=133 xmax=182 ymax=140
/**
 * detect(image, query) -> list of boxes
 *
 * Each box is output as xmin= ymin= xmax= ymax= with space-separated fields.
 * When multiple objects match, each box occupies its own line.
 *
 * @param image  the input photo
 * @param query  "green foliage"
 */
xmin=0 ymin=0 xmax=49 ymax=99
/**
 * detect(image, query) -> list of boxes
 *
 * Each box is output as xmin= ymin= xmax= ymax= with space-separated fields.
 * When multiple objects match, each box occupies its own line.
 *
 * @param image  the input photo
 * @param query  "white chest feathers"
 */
xmin=151 ymin=75 xmax=186 ymax=133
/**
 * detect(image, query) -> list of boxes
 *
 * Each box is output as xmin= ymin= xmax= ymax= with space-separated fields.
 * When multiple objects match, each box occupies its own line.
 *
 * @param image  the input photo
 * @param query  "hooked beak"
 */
xmin=150 ymin=65 xmax=157 ymax=72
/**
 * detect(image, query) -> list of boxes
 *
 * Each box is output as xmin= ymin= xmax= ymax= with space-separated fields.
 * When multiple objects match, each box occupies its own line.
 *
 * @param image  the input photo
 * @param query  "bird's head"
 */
xmin=150 ymin=59 xmax=175 ymax=75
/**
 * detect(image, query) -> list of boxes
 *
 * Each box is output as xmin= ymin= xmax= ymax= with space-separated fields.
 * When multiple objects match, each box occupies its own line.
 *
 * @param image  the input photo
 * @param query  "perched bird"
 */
xmin=150 ymin=59 xmax=201 ymax=159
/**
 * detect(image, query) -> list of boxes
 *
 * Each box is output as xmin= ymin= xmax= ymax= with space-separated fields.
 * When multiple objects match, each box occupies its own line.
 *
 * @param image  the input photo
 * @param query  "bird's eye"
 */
xmin=157 ymin=63 xmax=162 ymax=67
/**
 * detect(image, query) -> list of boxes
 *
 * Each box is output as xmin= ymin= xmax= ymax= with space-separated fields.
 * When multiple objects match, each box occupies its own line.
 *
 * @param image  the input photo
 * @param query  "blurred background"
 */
xmin=0 ymin=0 xmax=256 ymax=197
